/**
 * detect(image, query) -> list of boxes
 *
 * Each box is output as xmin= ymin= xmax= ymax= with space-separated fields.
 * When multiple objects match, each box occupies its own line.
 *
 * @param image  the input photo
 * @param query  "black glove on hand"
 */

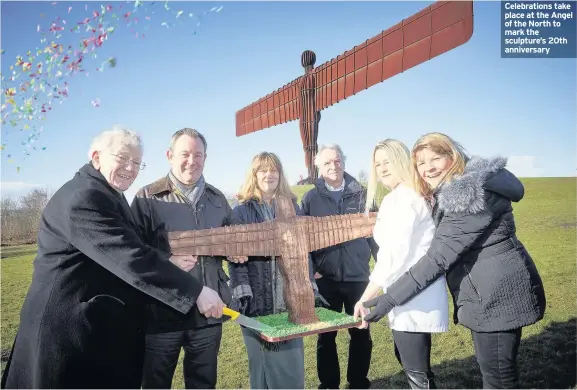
xmin=239 ymin=296 xmax=251 ymax=315
xmin=362 ymin=294 xmax=396 ymax=323
xmin=314 ymin=290 xmax=331 ymax=309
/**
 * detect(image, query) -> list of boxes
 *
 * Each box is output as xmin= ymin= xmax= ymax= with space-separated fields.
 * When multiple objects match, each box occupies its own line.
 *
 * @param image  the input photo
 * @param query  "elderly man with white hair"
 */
xmin=1 ymin=125 xmax=224 ymax=389
xmin=301 ymin=143 xmax=379 ymax=389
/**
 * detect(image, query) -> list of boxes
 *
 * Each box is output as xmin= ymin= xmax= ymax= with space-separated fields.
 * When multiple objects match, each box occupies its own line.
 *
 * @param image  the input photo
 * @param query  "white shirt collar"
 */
xmin=324 ymin=179 xmax=345 ymax=192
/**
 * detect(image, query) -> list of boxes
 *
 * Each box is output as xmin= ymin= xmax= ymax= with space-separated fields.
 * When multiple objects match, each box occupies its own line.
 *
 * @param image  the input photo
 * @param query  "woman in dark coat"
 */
xmin=227 ymin=152 xmax=328 ymax=389
xmin=1 ymin=126 xmax=224 ymax=389
xmin=362 ymin=133 xmax=546 ymax=389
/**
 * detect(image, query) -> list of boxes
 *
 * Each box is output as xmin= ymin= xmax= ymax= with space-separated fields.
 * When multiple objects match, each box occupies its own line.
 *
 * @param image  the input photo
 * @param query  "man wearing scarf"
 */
xmin=131 ymin=128 xmax=233 ymax=389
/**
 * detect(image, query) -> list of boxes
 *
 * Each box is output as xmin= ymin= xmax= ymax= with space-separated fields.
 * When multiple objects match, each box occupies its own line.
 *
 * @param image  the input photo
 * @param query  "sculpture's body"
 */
xmin=169 ymin=197 xmax=377 ymax=325
xmin=235 ymin=1 xmax=474 ymax=182
xmin=298 ymin=51 xmax=320 ymax=183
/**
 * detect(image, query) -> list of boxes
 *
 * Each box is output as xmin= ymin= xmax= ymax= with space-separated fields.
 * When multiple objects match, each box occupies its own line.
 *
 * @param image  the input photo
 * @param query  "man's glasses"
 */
xmin=110 ymin=153 xmax=146 ymax=170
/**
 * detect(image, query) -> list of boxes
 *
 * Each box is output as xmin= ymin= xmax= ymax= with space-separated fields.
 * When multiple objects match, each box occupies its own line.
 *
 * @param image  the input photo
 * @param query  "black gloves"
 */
xmin=238 ymin=296 xmax=251 ymax=315
xmin=362 ymin=293 xmax=396 ymax=322
xmin=314 ymin=290 xmax=331 ymax=309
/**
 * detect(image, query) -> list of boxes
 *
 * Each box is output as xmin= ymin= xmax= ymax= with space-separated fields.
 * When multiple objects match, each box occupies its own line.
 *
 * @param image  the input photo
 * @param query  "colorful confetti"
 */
xmin=1 ymin=1 xmax=224 ymax=171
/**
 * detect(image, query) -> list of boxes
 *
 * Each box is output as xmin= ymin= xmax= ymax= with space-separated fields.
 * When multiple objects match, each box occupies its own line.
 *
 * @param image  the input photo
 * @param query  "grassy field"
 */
xmin=1 ymin=178 xmax=575 ymax=388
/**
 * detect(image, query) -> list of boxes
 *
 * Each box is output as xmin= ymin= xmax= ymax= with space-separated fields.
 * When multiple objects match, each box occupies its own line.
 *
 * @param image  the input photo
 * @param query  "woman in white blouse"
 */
xmin=353 ymin=139 xmax=449 ymax=389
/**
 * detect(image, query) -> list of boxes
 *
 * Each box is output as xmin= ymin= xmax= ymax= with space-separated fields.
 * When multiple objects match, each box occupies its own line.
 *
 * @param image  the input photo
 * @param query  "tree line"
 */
xmin=0 ymin=171 xmax=369 ymax=247
xmin=1 ymin=188 xmax=51 ymax=246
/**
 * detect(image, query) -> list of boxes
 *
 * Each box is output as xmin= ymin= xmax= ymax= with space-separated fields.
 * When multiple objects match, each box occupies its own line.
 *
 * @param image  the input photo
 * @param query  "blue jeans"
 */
xmin=471 ymin=328 xmax=522 ymax=388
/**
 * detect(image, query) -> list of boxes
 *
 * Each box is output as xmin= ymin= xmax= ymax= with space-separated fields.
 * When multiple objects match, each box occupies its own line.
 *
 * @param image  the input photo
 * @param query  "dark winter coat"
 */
xmin=1 ymin=163 xmax=204 ymax=389
xmin=300 ymin=172 xmax=379 ymax=282
xmin=227 ymin=198 xmax=317 ymax=317
xmin=382 ymin=157 xmax=546 ymax=332
xmin=131 ymin=175 xmax=233 ymax=333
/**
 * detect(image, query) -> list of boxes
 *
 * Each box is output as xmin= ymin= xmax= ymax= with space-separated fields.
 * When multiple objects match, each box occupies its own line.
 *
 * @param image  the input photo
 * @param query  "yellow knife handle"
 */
xmin=223 ymin=307 xmax=240 ymax=320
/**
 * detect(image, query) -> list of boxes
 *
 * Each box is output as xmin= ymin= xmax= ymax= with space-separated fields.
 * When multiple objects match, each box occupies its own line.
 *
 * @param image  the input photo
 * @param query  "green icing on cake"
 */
xmin=255 ymin=308 xmax=360 ymax=338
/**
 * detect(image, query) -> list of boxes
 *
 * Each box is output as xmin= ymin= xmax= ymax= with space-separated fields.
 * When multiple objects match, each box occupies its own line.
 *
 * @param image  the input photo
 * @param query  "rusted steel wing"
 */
xmin=235 ymin=77 xmax=303 ymax=137
xmin=314 ymin=1 xmax=474 ymax=111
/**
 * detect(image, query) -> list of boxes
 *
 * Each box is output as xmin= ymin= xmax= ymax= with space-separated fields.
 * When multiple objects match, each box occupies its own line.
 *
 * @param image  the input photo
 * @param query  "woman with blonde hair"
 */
xmin=361 ymin=133 xmax=546 ymax=388
xmin=227 ymin=151 xmax=328 ymax=389
xmin=354 ymin=139 xmax=449 ymax=389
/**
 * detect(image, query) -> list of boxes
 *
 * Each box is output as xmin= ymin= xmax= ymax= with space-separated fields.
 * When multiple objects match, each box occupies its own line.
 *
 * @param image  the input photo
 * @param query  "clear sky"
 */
xmin=2 ymin=1 xmax=575 ymax=202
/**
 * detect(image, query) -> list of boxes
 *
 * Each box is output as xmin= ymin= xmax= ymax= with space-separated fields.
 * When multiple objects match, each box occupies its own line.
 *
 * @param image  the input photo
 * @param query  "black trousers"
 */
xmin=316 ymin=279 xmax=373 ymax=389
xmin=141 ymin=324 xmax=222 ymax=389
xmin=392 ymin=330 xmax=436 ymax=388
xmin=392 ymin=330 xmax=433 ymax=373
xmin=471 ymin=328 xmax=522 ymax=389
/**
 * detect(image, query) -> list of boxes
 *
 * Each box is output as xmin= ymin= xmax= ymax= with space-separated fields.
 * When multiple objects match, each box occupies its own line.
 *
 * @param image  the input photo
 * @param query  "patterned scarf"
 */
xmin=169 ymin=171 xmax=205 ymax=210
xmin=258 ymin=200 xmax=286 ymax=313
xmin=258 ymin=199 xmax=291 ymax=351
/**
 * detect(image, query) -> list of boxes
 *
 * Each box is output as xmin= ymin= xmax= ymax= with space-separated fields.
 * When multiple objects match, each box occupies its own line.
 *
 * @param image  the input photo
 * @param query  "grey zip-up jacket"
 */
xmin=131 ymin=175 xmax=233 ymax=333
xmin=379 ymin=156 xmax=546 ymax=332
xmin=301 ymin=172 xmax=379 ymax=282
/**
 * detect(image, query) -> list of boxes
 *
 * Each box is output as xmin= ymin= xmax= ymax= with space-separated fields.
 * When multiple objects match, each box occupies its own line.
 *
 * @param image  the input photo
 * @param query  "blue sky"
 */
xmin=2 ymin=1 xmax=575 ymax=202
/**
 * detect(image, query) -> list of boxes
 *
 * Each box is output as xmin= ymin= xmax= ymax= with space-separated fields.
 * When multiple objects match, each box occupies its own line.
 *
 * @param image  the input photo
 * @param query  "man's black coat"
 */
xmin=1 ymin=163 xmax=204 ymax=389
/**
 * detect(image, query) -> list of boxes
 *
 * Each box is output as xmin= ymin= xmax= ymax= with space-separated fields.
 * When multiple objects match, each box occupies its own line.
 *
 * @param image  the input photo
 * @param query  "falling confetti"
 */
xmin=1 ymin=1 xmax=224 ymax=169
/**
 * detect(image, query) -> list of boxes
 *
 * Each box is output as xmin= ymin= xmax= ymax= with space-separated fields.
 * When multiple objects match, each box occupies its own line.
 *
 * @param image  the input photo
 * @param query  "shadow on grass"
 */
xmin=0 ymin=248 xmax=37 ymax=259
xmin=0 ymin=349 xmax=10 ymax=363
xmin=370 ymin=318 xmax=576 ymax=389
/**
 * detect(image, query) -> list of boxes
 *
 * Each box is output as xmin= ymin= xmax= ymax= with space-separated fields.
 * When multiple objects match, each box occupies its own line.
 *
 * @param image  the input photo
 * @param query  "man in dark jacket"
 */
xmin=301 ymin=144 xmax=379 ymax=389
xmin=1 ymin=126 xmax=224 ymax=389
xmin=131 ymin=128 xmax=233 ymax=389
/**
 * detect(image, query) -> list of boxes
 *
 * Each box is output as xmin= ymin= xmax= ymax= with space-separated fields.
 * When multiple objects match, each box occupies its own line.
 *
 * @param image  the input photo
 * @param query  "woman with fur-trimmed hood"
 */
xmin=361 ymin=133 xmax=546 ymax=389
